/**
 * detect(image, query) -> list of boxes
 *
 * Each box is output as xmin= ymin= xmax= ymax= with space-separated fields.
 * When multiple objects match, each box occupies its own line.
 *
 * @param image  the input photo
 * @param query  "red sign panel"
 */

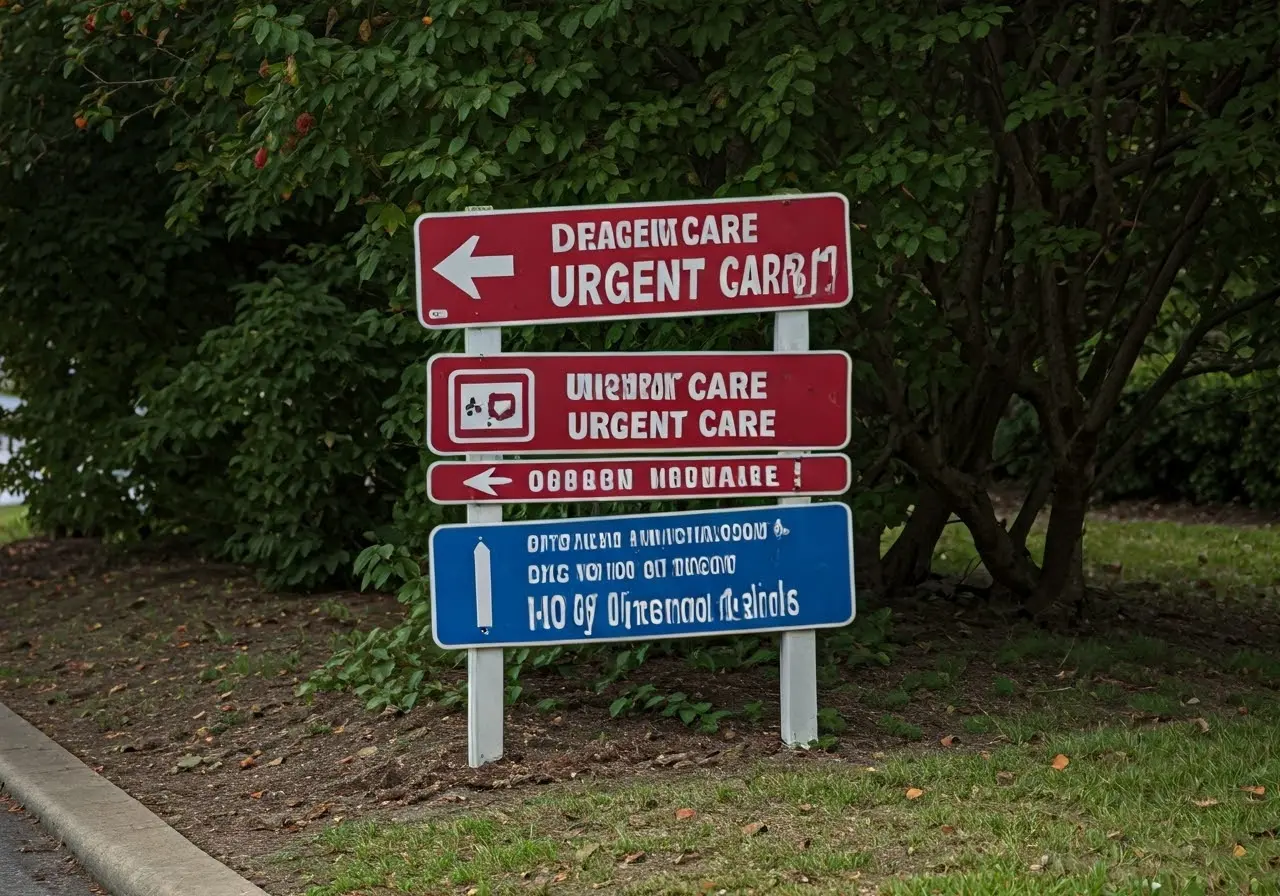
xmin=415 ymin=194 xmax=852 ymax=329
xmin=428 ymin=454 xmax=852 ymax=504
xmin=426 ymin=351 xmax=851 ymax=456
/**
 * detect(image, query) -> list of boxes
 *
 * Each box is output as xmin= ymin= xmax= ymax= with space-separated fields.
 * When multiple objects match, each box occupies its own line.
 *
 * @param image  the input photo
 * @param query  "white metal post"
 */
xmin=774 ymin=309 xmax=818 ymax=747
xmin=464 ymin=323 xmax=505 ymax=768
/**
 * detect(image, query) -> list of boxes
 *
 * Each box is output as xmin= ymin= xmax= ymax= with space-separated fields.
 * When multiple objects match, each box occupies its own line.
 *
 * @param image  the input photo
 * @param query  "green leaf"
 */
xmin=560 ymin=11 xmax=582 ymax=38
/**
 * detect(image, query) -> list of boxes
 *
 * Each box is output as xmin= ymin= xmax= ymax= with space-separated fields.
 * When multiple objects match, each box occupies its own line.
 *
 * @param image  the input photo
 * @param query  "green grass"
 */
xmin=0 ymin=504 xmax=27 ymax=544
xmin=300 ymin=714 xmax=1280 ymax=895
xmin=926 ymin=516 xmax=1280 ymax=597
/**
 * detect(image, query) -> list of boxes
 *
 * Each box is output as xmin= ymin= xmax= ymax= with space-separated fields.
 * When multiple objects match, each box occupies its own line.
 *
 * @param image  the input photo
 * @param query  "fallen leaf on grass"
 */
xmin=357 ymin=746 xmax=378 ymax=758
xmin=798 ymin=803 xmax=814 ymax=814
xmin=996 ymin=771 xmax=1015 ymax=784
xmin=940 ymin=735 xmax=958 ymax=747
xmin=1106 ymin=830 xmax=1123 ymax=840
xmin=1192 ymin=717 xmax=1210 ymax=733
xmin=741 ymin=821 xmax=768 ymax=836
xmin=575 ymin=843 xmax=599 ymax=863
xmin=338 ymin=756 xmax=353 ymax=764
xmin=553 ymin=872 xmax=569 ymax=883
xmin=175 ymin=755 xmax=201 ymax=770
xmin=266 ymin=757 xmax=284 ymax=767
xmin=1233 ymin=844 xmax=1248 ymax=857
xmin=307 ymin=802 xmax=332 ymax=820
xmin=1193 ymin=798 xmax=1220 ymax=808
xmin=621 ymin=850 xmax=646 ymax=865
xmin=108 ymin=683 xmax=127 ymax=696
xmin=191 ymin=710 xmax=206 ymax=721
xmin=249 ymin=791 xmax=264 ymax=800
xmin=675 ymin=808 xmax=697 ymax=821
xmin=239 ymin=757 xmax=256 ymax=769
xmin=673 ymin=850 xmax=700 ymax=865
xmin=940 ymin=824 xmax=955 ymax=834
xmin=905 ymin=788 xmax=925 ymax=800
xmin=1241 ymin=785 xmax=1266 ymax=798
xmin=1051 ymin=754 xmax=1070 ymax=771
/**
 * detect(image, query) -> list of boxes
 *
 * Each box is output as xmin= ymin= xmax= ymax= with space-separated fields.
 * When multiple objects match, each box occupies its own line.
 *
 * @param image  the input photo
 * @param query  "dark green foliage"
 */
xmin=998 ymin=373 xmax=1280 ymax=510
xmin=131 ymin=255 xmax=412 ymax=587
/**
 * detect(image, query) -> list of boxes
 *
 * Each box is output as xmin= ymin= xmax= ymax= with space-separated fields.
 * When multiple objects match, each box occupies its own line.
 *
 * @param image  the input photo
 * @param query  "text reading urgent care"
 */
xmin=428 ymin=352 xmax=850 ymax=455
xmin=549 ymin=212 xmax=839 ymax=307
xmin=567 ymin=368 xmax=776 ymax=441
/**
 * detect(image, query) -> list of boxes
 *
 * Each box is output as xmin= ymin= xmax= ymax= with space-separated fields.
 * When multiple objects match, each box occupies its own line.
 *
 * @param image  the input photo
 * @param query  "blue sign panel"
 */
xmin=429 ymin=503 xmax=855 ymax=649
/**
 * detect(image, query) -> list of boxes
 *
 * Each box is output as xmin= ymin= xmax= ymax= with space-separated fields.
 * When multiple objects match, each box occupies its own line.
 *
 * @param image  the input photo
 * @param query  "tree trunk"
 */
xmin=881 ymin=486 xmax=950 ymax=593
xmin=854 ymin=523 xmax=885 ymax=597
xmin=1009 ymin=464 xmax=1053 ymax=550
xmin=1029 ymin=454 xmax=1093 ymax=613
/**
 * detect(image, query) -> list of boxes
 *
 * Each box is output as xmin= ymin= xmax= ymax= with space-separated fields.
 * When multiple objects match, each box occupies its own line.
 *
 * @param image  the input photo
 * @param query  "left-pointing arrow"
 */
xmin=474 ymin=540 xmax=493 ymax=631
xmin=433 ymin=235 xmax=515 ymax=300
xmin=463 ymin=466 xmax=514 ymax=497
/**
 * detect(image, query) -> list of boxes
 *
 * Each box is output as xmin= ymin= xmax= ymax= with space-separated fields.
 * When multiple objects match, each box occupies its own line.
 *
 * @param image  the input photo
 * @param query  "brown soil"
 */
xmin=1 ymin=521 xmax=1277 ymax=895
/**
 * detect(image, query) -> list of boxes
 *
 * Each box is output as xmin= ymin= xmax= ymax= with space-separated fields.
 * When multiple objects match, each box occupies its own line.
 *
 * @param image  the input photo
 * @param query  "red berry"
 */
xmin=294 ymin=112 xmax=315 ymax=136
xmin=120 ymin=9 xmax=133 ymax=22
xmin=74 ymin=116 xmax=88 ymax=130
xmin=83 ymin=13 xmax=95 ymax=32
xmin=253 ymin=147 xmax=269 ymax=169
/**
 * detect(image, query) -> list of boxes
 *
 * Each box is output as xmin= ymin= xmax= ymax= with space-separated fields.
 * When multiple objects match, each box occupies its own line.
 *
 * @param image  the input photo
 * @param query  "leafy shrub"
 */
xmin=130 ymin=254 xmax=416 ymax=588
xmin=996 ymin=373 xmax=1280 ymax=508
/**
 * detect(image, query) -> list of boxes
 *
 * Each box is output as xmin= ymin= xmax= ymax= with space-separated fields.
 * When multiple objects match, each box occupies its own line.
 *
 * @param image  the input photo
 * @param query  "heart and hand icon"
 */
xmin=487 ymin=392 xmax=517 ymax=422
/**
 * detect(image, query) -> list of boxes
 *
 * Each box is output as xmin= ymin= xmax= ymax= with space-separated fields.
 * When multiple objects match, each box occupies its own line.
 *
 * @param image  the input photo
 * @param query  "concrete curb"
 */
xmin=0 ymin=701 xmax=271 ymax=896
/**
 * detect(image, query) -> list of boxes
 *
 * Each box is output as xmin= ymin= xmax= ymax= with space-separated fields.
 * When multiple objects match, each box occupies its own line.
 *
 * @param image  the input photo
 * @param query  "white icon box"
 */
xmin=448 ymin=369 xmax=535 ymax=444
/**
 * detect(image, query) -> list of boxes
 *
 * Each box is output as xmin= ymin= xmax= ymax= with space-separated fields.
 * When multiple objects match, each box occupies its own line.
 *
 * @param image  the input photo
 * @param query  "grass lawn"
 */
xmin=0 ymin=504 xmax=27 ymax=544
xmin=303 ymin=717 xmax=1279 ymax=895
xmin=286 ymin=511 xmax=1280 ymax=896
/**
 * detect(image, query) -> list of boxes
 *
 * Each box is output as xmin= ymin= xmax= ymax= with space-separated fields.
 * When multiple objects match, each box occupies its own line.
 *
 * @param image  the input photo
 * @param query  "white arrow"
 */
xmin=433 ymin=235 xmax=515 ymax=300
xmin=474 ymin=540 xmax=493 ymax=630
xmin=463 ymin=467 xmax=514 ymax=497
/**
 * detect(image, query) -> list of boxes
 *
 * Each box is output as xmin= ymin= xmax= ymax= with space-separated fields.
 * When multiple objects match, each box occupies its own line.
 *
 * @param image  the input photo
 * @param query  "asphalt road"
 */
xmin=0 ymin=796 xmax=106 ymax=896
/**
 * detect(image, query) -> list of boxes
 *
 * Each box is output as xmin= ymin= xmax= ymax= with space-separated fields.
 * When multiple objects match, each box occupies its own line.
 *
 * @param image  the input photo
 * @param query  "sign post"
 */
xmin=464 ymin=324 xmax=504 ymax=768
xmin=415 ymin=194 xmax=856 ymax=767
xmin=461 ymin=207 xmax=504 ymax=769
xmin=775 ymin=309 xmax=818 ymax=747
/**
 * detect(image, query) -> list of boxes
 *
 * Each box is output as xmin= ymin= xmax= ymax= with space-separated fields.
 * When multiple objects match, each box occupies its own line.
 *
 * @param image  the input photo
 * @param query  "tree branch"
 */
xmin=1088 ymin=0 xmax=1118 ymax=235
xmin=1084 ymin=177 xmax=1216 ymax=434
xmin=1094 ymin=283 xmax=1280 ymax=485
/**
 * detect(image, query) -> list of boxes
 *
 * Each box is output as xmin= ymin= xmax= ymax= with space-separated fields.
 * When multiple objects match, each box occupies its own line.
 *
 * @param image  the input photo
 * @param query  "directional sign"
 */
xmin=428 ymin=454 xmax=852 ymax=504
xmin=429 ymin=503 xmax=855 ymax=649
xmin=426 ymin=351 xmax=851 ymax=456
xmin=415 ymin=194 xmax=853 ymax=329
